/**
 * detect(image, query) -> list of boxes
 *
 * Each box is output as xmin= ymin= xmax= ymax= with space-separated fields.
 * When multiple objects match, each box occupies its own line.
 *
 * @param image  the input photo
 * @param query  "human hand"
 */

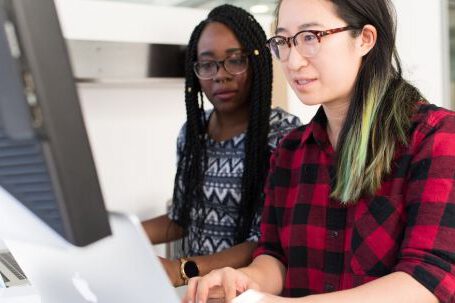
xmin=182 ymin=267 xmax=260 ymax=303
xmin=159 ymin=257 xmax=182 ymax=287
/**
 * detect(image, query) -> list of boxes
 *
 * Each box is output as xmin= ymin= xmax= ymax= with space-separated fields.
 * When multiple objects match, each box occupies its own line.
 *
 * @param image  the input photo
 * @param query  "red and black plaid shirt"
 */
xmin=254 ymin=103 xmax=455 ymax=302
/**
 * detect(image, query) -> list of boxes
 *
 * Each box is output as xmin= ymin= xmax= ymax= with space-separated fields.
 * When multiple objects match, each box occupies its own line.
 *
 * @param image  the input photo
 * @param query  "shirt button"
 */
xmin=328 ymin=230 xmax=339 ymax=239
xmin=324 ymin=283 xmax=335 ymax=292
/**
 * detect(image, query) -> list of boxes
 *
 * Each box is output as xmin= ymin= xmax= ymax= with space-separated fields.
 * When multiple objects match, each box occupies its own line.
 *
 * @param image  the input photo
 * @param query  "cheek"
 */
xmin=318 ymin=55 xmax=361 ymax=95
xmin=199 ymin=80 xmax=212 ymax=95
xmin=317 ymin=38 xmax=361 ymax=85
xmin=237 ymin=74 xmax=251 ymax=93
xmin=281 ymin=64 xmax=294 ymax=85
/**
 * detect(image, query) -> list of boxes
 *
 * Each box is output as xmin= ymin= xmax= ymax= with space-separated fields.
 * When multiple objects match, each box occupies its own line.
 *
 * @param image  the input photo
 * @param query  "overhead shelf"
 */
xmin=66 ymin=39 xmax=186 ymax=82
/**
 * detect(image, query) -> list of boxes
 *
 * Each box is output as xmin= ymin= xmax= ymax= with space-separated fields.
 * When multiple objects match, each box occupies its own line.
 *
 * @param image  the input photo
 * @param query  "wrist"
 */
xmin=179 ymin=257 xmax=200 ymax=285
xmin=161 ymin=258 xmax=183 ymax=287
xmin=171 ymin=259 xmax=185 ymax=286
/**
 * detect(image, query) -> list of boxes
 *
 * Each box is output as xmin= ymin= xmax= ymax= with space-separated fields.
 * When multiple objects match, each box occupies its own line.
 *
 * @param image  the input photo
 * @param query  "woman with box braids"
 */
xmin=181 ymin=4 xmax=274 ymax=248
xmin=142 ymin=4 xmax=300 ymax=287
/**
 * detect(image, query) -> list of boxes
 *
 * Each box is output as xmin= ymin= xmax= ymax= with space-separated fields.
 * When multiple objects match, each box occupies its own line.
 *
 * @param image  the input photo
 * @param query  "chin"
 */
xmin=297 ymin=95 xmax=322 ymax=106
xmin=213 ymin=104 xmax=237 ymax=114
xmin=300 ymin=100 xmax=321 ymax=106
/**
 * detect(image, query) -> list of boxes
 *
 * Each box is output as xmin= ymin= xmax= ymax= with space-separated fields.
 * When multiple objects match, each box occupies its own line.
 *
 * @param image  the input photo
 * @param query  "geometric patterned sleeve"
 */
xmin=167 ymin=123 xmax=187 ymax=225
xmin=246 ymin=108 xmax=302 ymax=242
xmin=394 ymin=109 xmax=455 ymax=303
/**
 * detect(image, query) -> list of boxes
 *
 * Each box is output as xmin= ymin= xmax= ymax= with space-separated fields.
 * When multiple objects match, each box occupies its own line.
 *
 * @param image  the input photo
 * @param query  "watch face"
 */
xmin=183 ymin=260 xmax=199 ymax=278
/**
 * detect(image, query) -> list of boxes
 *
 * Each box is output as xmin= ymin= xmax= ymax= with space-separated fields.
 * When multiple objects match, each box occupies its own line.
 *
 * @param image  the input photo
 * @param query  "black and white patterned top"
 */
xmin=169 ymin=107 xmax=301 ymax=256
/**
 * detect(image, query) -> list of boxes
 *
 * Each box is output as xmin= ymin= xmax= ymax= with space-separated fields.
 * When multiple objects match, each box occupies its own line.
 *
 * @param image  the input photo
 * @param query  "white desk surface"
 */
xmin=0 ymin=285 xmax=41 ymax=303
xmin=0 ymin=284 xmax=188 ymax=303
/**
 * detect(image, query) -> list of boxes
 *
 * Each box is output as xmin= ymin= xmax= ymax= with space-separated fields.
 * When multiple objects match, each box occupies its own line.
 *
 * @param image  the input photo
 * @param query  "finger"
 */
xmin=195 ymin=276 xmax=211 ymax=303
xmin=195 ymin=271 xmax=225 ymax=303
xmin=222 ymin=270 xmax=237 ymax=302
xmin=183 ymin=276 xmax=200 ymax=303
xmin=208 ymin=286 xmax=225 ymax=299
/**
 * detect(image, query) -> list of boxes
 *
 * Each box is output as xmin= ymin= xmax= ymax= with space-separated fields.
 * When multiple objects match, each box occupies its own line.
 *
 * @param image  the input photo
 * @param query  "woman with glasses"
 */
xmin=142 ymin=4 xmax=300 ymax=287
xmin=184 ymin=0 xmax=455 ymax=302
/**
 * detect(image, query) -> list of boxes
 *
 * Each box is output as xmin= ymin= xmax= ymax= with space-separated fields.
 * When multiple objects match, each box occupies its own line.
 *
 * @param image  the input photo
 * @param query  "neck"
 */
xmin=209 ymin=108 xmax=249 ymax=141
xmin=323 ymin=100 xmax=350 ymax=149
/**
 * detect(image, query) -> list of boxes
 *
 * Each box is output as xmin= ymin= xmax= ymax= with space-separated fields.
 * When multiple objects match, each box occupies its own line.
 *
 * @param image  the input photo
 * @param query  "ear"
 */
xmin=357 ymin=24 xmax=377 ymax=56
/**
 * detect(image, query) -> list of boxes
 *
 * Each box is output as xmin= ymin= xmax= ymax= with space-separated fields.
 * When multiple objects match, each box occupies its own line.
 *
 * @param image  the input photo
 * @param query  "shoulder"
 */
xmin=267 ymin=107 xmax=302 ymax=148
xmin=269 ymin=107 xmax=302 ymax=129
xmin=412 ymin=102 xmax=455 ymax=124
xmin=409 ymin=102 xmax=455 ymax=142
xmin=274 ymin=123 xmax=310 ymax=153
xmin=405 ymin=102 xmax=455 ymax=158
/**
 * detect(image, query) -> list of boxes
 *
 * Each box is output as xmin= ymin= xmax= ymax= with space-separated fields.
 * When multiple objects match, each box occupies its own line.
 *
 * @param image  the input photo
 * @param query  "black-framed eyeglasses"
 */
xmin=266 ymin=26 xmax=358 ymax=61
xmin=193 ymin=52 xmax=249 ymax=80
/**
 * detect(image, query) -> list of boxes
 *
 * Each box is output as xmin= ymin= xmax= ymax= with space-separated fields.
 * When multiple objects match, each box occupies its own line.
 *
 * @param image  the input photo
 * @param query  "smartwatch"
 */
xmin=179 ymin=258 xmax=199 ymax=284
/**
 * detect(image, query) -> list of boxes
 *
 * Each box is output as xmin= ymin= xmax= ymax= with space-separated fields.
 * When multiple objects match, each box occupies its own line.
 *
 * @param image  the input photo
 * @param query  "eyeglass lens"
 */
xmin=194 ymin=53 xmax=248 ymax=79
xmin=267 ymin=26 xmax=356 ymax=61
xmin=268 ymin=31 xmax=319 ymax=61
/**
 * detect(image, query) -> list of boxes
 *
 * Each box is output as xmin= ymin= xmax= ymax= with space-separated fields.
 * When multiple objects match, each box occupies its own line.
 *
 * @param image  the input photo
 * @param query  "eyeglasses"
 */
xmin=193 ymin=52 xmax=249 ymax=80
xmin=266 ymin=26 xmax=357 ymax=61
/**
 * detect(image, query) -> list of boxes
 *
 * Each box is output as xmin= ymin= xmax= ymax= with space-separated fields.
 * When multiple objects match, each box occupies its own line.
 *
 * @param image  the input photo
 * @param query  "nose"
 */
xmin=286 ymin=45 xmax=309 ymax=71
xmin=212 ymin=62 xmax=232 ymax=82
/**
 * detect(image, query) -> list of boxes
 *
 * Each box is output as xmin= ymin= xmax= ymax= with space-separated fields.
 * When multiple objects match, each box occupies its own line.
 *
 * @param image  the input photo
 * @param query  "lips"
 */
xmin=293 ymin=78 xmax=317 ymax=90
xmin=213 ymin=89 xmax=238 ymax=101
xmin=296 ymin=79 xmax=314 ymax=85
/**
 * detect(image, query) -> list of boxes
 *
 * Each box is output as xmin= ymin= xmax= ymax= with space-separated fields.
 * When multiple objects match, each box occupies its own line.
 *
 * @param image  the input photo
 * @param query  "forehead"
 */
xmin=277 ymin=0 xmax=343 ymax=33
xmin=197 ymin=22 xmax=242 ymax=57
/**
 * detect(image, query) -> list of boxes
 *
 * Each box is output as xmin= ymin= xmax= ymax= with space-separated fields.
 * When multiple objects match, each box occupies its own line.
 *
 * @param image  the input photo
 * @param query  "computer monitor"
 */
xmin=0 ymin=0 xmax=111 ymax=247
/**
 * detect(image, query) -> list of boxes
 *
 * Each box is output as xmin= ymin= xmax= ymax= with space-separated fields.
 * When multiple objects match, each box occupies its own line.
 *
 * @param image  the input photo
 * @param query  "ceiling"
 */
xmin=101 ymin=0 xmax=278 ymax=15
xmin=103 ymin=0 xmax=455 ymax=17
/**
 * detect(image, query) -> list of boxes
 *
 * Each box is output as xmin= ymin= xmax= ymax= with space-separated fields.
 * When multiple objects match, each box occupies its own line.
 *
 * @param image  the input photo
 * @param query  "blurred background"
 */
xmin=52 ymin=0 xmax=453 ymax=255
xmin=117 ymin=0 xmax=455 ymax=109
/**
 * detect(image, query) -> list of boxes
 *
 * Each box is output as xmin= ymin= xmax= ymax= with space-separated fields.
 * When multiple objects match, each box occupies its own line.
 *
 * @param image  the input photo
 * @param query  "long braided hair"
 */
xmin=174 ymin=4 xmax=273 ymax=254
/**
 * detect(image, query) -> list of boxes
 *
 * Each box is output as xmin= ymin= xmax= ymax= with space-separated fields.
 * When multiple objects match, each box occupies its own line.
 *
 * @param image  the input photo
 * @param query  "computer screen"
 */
xmin=0 ymin=0 xmax=111 ymax=247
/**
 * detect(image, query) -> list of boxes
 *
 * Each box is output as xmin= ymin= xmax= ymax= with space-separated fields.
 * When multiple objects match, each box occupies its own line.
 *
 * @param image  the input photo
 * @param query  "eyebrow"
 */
xmin=275 ymin=22 xmax=323 ymax=35
xmin=198 ymin=47 xmax=243 ymax=58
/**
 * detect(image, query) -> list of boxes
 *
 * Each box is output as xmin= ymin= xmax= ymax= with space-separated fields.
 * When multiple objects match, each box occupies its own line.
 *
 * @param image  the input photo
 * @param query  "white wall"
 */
xmin=54 ymin=0 xmax=208 ymax=222
xmin=54 ymin=0 xmax=274 ymax=225
xmin=54 ymin=0 xmax=207 ymax=43
xmin=54 ymin=0 xmax=213 ymax=256
xmin=77 ymin=82 xmax=185 ymax=220
xmin=394 ymin=0 xmax=450 ymax=108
